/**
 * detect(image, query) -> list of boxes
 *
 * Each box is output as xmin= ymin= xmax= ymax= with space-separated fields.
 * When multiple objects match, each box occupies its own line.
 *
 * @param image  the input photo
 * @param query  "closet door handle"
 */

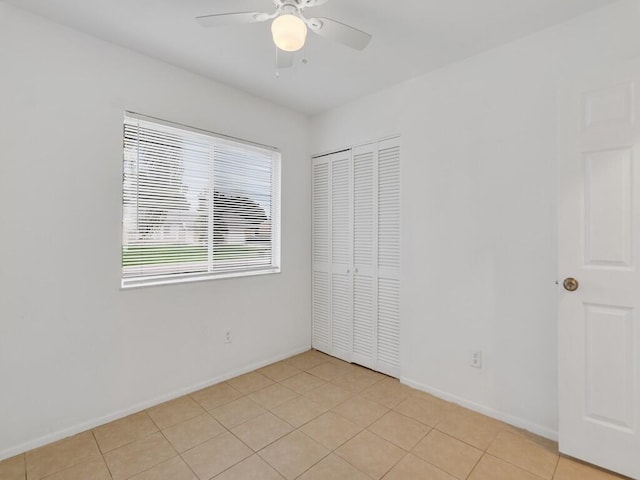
xmin=354 ymin=268 xmax=359 ymax=273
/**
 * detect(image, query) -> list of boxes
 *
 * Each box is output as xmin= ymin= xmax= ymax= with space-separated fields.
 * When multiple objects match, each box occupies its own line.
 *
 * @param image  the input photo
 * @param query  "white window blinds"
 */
xmin=122 ymin=113 xmax=281 ymax=288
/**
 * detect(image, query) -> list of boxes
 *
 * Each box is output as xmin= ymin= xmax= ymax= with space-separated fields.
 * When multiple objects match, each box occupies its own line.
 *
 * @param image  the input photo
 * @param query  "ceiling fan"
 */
xmin=196 ymin=0 xmax=372 ymax=67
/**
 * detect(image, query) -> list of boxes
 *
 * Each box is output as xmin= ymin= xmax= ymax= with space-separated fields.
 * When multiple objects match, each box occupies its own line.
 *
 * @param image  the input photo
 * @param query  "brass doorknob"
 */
xmin=563 ymin=277 xmax=579 ymax=292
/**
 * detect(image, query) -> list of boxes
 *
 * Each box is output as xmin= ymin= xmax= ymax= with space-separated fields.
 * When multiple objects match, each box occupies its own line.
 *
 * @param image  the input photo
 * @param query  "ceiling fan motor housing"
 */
xmin=275 ymin=1 xmax=303 ymax=15
xmin=274 ymin=0 xmax=323 ymax=13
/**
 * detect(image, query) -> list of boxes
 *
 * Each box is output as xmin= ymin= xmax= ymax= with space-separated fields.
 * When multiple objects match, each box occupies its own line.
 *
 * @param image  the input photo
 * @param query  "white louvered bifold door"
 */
xmin=311 ymin=139 xmax=400 ymax=377
xmin=376 ymin=139 xmax=401 ymax=377
xmin=312 ymin=157 xmax=331 ymax=354
xmin=330 ymin=151 xmax=353 ymax=362
xmin=351 ymin=145 xmax=376 ymax=370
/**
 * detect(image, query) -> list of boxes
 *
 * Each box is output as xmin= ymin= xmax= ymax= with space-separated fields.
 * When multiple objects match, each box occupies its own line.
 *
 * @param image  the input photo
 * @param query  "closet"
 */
xmin=312 ymin=138 xmax=400 ymax=378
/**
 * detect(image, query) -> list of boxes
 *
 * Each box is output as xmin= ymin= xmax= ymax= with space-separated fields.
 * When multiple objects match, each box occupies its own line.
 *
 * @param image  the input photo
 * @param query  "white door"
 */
xmin=352 ymin=144 xmax=377 ymax=370
xmin=312 ymin=150 xmax=353 ymax=361
xmin=350 ymin=139 xmax=401 ymax=376
xmin=376 ymin=139 xmax=401 ymax=378
xmin=330 ymin=151 xmax=353 ymax=362
xmin=558 ymin=59 xmax=640 ymax=480
xmin=312 ymin=157 xmax=331 ymax=353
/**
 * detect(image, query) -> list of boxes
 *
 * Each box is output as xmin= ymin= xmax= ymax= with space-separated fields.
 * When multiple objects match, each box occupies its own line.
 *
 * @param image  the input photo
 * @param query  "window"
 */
xmin=122 ymin=112 xmax=281 ymax=288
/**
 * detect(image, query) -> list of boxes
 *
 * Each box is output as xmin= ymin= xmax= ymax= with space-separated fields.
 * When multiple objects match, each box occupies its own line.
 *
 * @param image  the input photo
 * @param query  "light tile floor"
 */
xmin=0 ymin=349 xmax=631 ymax=480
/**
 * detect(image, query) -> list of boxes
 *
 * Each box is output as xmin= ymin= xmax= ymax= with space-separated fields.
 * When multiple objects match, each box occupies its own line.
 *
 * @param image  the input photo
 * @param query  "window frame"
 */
xmin=121 ymin=112 xmax=281 ymax=289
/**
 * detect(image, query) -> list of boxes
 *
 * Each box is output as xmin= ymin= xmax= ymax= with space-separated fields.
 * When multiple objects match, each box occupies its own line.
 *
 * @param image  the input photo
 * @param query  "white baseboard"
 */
xmin=400 ymin=376 xmax=559 ymax=441
xmin=0 ymin=345 xmax=311 ymax=461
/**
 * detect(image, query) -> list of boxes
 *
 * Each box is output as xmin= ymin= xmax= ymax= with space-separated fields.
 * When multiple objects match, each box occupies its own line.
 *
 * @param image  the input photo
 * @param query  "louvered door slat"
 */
xmin=332 ymin=272 xmax=352 ymax=360
xmin=353 ymin=275 xmax=374 ymax=365
xmin=377 ymin=278 xmax=400 ymax=374
xmin=332 ymin=157 xmax=351 ymax=266
xmin=354 ymin=151 xmax=374 ymax=267
xmin=312 ymin=271 xmax=330 ymax=350
xmin=312 ymin=162 xmax=329 ymax=265
xmin=378 ymin=145 xmax=401 ymax=271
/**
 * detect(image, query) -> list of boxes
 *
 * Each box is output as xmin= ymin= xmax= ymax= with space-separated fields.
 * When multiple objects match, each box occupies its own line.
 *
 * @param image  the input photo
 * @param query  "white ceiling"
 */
xmin=7 ymin=0 xmax=619 ymax=114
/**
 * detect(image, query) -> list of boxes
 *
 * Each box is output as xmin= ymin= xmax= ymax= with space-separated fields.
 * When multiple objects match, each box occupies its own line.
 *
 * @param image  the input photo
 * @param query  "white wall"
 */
xmin=311 ymin=0 xmax=640 ymax=439
xmin=0 ymin=4 xmax=311 ymax=459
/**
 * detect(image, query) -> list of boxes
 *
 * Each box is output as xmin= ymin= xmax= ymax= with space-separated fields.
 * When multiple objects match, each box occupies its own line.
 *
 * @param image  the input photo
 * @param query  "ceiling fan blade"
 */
xmin=301 ymin=0 xmax=330 ymax=7
xmin=307 ymin=17 xmax=372 ymax=50
xmin=196 ymin=11 xmax=270 ymax=28
xmin=276 ymin=50 xmax=294 ymax=69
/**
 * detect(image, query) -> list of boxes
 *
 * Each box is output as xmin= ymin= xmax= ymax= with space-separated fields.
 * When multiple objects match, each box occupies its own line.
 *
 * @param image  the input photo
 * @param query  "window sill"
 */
xmin=121 ymin=267 xmax=281 ymax=289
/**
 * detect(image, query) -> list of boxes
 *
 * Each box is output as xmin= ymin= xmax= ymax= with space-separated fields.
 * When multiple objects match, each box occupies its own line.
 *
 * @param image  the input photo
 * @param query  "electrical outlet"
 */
xmin=225 ymin=329 xmax=232 ymax=344
xmin=471 ymin=351 xmax=482 ymax=369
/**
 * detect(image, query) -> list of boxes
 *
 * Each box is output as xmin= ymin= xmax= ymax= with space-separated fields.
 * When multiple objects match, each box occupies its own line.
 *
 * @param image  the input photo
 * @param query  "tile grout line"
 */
xmin=256 ymin=429 xmax=331 ymax=480
xmin=483 ymin=432 xmax=559 ymax=480
xmin=198 ymin=428 xmax=253 ymax=480
xmin=381 ymin=450 xmax=410 ymax=480
xmin=481 ymin=453 xmax=550 ymax=480
xmin=94 ymin=412 xmax=162 ymax=456
xmin=551 ymin=454 xmax=561 ymax=480
xmin=90 ymin=430 xmax=115 ymax=480
xmin=466 ymin=452 xmax=489 ymax=480
xmin=174 ymin=422 xmax=233 ymax=480
xmin=463 ymin=438 xmax=489 ymax=480
xmin=430 ymin=424 xmax=503 ymax=452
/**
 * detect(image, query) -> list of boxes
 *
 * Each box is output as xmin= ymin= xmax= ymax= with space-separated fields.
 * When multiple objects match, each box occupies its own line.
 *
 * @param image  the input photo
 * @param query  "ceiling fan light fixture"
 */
xmin=271 ymin=14 xmax=307 ymax=52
